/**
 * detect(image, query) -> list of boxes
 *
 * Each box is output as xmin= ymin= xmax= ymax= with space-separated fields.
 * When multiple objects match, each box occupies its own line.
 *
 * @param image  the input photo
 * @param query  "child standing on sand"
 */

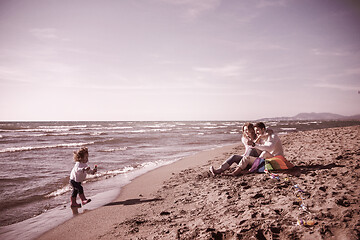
xmin=70 ymin=147 xmax=97 ymax=208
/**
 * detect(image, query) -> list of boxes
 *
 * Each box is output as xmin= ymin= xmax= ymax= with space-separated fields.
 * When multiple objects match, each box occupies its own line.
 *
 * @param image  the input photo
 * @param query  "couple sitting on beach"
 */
xmin=210 ymin=122 xmax=284 ymax=176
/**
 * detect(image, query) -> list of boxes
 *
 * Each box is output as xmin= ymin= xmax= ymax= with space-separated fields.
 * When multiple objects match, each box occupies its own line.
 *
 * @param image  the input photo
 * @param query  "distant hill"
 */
xmin=341 ymin=114 xmax=360 ymax=120
xmin=293 ymin=112 xmax=344 ymax=120
xmin=257 ymin=112 xmax=360 ymax=121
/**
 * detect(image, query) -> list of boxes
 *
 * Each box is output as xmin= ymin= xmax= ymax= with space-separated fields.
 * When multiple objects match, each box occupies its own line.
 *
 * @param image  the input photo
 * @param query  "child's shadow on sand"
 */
xmin=104 ymin=198 xmax=163 ymax=206
xmin=283 ymin=163 xmax=345 ymax=177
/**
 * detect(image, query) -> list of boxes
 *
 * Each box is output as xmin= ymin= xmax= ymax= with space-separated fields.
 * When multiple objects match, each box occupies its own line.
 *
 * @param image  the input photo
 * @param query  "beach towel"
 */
xmin=249 ymin=157 xmax=265 ymax=173
xmin=265 ymin=155 xmax=294 ymax=171
xmin=250 ymin=155 xmax=294 ymax=172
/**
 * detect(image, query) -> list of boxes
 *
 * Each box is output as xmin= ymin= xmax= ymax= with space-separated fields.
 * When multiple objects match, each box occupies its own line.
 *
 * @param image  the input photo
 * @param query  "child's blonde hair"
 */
xmin=73 ymin=147 xmax=88 ymax=162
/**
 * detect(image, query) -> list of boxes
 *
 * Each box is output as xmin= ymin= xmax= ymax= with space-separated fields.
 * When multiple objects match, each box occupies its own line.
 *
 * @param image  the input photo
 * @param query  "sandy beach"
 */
xmin=38 ymin=125 xmax=360 ymax=240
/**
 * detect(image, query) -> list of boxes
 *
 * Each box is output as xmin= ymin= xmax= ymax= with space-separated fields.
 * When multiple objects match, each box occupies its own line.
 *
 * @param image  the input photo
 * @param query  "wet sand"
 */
xmin=38 ymin=125 xmax=360 ymax=240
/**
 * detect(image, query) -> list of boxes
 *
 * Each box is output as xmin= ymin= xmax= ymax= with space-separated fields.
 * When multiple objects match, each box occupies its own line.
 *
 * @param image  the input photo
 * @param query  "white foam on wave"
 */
xmin=101 ymin=166 xmax=135 ymax=176
xmin=45 ymin=185 xmax=72 ymax=198
xmin=107 ymin=126 xmax=133 ymax=130
xmin=200 ymin=122 xmax=217 ymax=126
xmin=151 ymin=128 xmax=172 ymax=132
xmin=0 ymin=142 xmax=95 ymax=153
xmin=266 ymin=121 xmax=279 ymax=127
xmin=143 ymin=123 xmax=176 ymax=128
xmin=17 ymin=128 xmax=70 ymax=133
xmin=30 ymin=134 xmax=47 ymax=137
xmin=38 ymin=125 xmax=87 ymax=129
xmin=100 ymin=147 xmax=128 ymax=152
xmin=295 ymin=121 xmax=322 ymax=125
xmin=127 ymin=128 xmax=172 ymax=133
xmin=1 ymin=131 xmax=89 ymax=139
xmin=90 ymin=132 xmax=104 ymax=136
xmin=280 ymin=128 xmax=297 ymax=131
xmin=222 ymin=122 xmax=238 ymax=126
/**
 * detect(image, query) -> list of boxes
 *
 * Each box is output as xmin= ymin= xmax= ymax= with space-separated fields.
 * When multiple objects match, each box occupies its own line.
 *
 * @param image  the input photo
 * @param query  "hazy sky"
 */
xmin=1 ymin=0 xmax=359 ymax=121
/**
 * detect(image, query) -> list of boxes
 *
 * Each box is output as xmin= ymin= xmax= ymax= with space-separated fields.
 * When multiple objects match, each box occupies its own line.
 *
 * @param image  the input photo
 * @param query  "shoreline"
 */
xmin=16 ymin=125 xmax=360 ymax=239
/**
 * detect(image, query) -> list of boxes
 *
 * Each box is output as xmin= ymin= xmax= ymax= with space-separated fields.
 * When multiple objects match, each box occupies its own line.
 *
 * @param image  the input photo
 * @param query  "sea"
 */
xmin=0 ymin=120 xmax=359 ymax=239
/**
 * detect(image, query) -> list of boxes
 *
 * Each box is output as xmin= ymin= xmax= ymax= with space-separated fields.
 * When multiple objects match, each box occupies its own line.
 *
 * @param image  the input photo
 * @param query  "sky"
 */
xmin=0 ymin=0 xmax=359 ymax=121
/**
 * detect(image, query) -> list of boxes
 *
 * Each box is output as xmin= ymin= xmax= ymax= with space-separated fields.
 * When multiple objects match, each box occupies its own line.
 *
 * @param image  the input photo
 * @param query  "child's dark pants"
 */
xmin=70 ymin=180 xmax=84 ymax=198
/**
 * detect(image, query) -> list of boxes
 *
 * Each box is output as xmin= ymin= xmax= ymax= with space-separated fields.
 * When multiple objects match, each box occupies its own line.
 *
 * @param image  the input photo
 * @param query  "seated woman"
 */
xmin=210 ymin=122 xmax=260 ymax=175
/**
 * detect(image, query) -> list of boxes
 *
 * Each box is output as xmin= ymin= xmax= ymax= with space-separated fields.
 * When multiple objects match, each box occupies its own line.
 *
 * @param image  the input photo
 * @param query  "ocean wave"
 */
xmin=15 ymin=128 xmax=71 ymax=133
xmin=0 ymin=124 xmax=28 ymax=131
xmin=266 ymin=121 xmax=279 ymax=127
xmin=45 ymin=185 xmax=72 ymax=198
xmin=126 ymin=128 xmax=172 ymax=133
xmin=98 ymin=126 xmax=133 ymax=130
xmin=222 ymin=122 xmax=238 ymax=126
xmin=106 ymin=126 xmax=134 ymax=130
xmin=0 ymin=131 xmax=89 ymax=139
xmin=295 ymin=121 xmax=322 ymax=125
xmin=25 ymin=132 xmax=89 ymax=137
xmin=0 ymin=142 xmax=95 ymax=153
xmin=99 ymin=147 xmax=128 ymax=152
xmin=38 ymin=125 xmax=87 ymax=129
xmin=280 ymin=128 xmax=297 ymax=131
xmin=48 ymin=132 xmax=87 ymax=136
xmin=144 ymin=124 xmax=176 ymax=128
xmin=200 ymin=122 xmax=217 ymax=126
xmin=0 ymin=176 xmax=32 ymax=183
xmin=90 ymin=132 xmax=106 ymax=136
xmin=2 ymin=125 xmax=92 ymax=133
xmin=1 ymin=193 xmax=46 ymax=209
xmin=29 ymin=134 xmax=48 ymax=137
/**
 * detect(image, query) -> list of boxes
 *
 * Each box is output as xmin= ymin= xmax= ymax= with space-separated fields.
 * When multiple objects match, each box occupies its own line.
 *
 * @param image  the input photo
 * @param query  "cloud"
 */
xmin=256 ymin=0 xmax=290 ymax=8
xmin=186 ymin=0 xmax=221 ymax=18
xmin=194 ymin=64 xmax=244 ymax=77
xmin=236 ymin=12 xmax=259 ymax=24
xmin=311 ymin=48 xmax=350 ymax=57
xmin=310 ymin=66 xmax=360 ymax=92
xmin=344 ymin=67 xmax=360 ymax=76
xmin=29 ymin=28 xmax=69 ymax=41
xmin=158 ymin=0 xmax=221 ymax=19
xmin=0 ymin=66 xmax=29 ymax=84
xmin=313 ymin=82 xmax=359 ymax=91
xmin=316 ymin=67 xmax=360 ymax=82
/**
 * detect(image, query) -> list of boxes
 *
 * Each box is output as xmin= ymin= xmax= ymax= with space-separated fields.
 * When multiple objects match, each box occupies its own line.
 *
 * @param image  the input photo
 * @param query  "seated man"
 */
xmin=253 ymin=122 xmax=284 ymax=158
xmin=227 ymin=122 xmax=284 ymax=176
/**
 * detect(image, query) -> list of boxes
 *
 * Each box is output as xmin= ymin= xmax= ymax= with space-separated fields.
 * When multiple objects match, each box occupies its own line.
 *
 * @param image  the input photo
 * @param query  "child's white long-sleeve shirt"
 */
xmin=70 ymin=162 xmax=90 ymax=182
